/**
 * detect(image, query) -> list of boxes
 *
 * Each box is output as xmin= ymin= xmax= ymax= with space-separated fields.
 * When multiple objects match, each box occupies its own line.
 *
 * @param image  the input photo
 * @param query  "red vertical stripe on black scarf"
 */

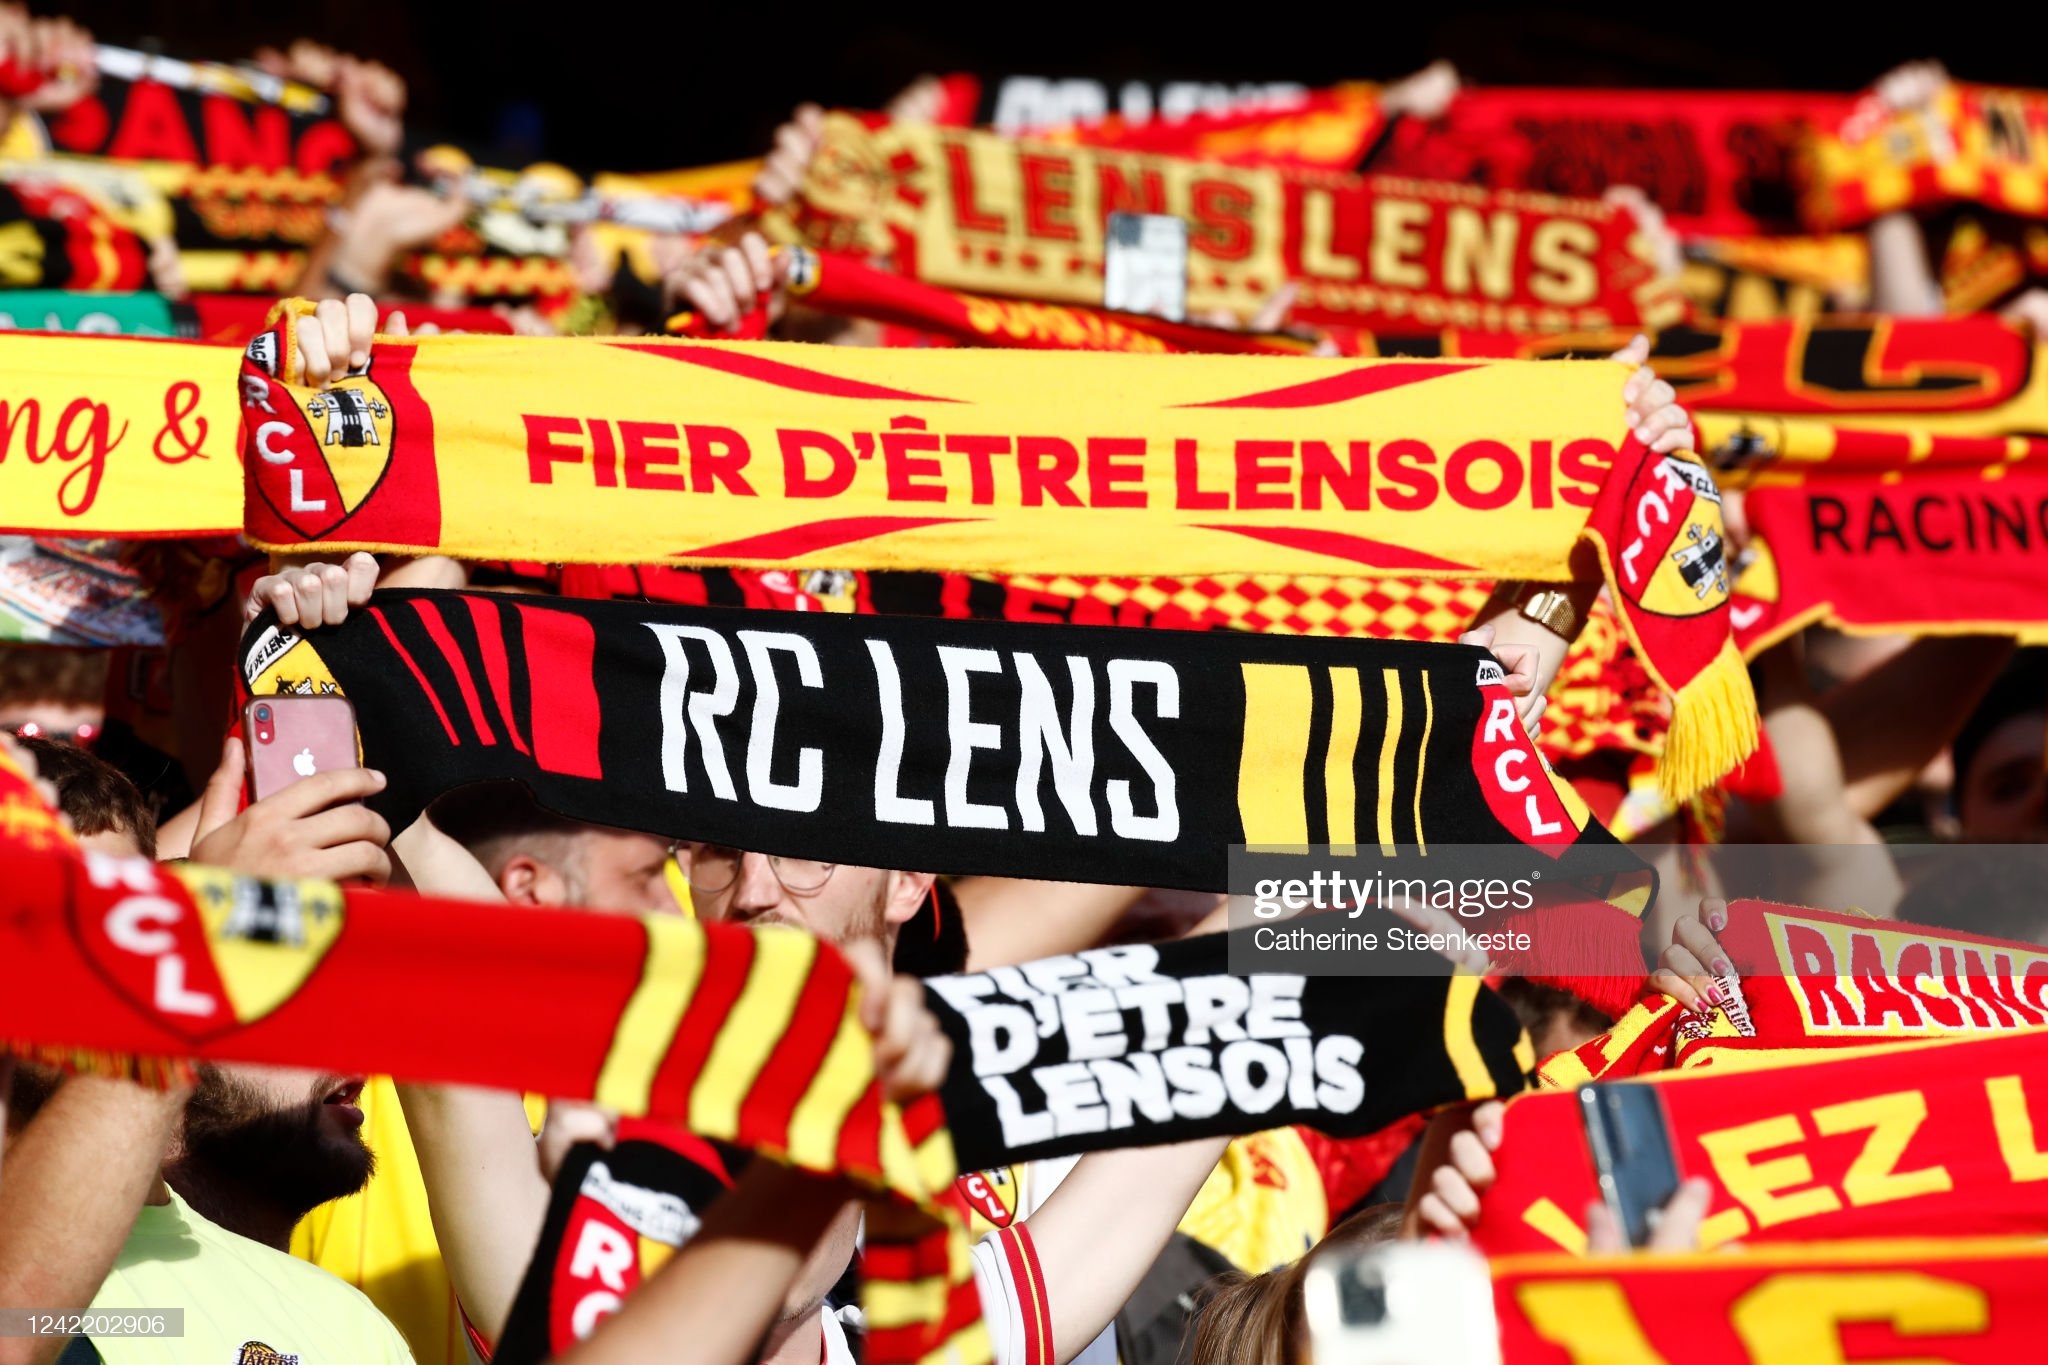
xmin=367 ymin=605 xmax=460 ymax=744
xmin=411 ymin=598 xmax=499 ymax=746
xmin=464 ymin=595 xmax=533 ymax=755
xmin=511 ymin=602 xmax=604 ymax=779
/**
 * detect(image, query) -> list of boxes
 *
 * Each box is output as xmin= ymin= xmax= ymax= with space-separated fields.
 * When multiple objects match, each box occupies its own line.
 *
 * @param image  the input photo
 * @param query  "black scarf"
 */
xmin=239 ymin=590 xmax=1643 ymax=893
xmin=927 ymin=923 xmax=1529 ymax=1169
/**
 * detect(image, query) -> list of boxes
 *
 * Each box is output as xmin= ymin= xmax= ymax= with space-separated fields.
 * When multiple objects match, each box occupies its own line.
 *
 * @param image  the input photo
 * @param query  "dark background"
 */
xmin=55 ymin=2 xmax=2046 ymax=171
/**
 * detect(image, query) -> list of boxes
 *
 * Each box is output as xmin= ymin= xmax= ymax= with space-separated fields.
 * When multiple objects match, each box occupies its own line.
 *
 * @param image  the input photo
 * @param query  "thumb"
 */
xmin=1584 ymin=1198 xmax=1623 ymax=1255
xmin=193 ymin=736 xmax=247 ymax=847
xmin=1647 ymin=1177 xmax=1713 ymax=1253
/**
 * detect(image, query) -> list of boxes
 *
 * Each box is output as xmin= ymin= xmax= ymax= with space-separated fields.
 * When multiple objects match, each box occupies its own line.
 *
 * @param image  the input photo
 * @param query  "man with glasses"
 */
xmin=678 ymin=841 xmax=933 ymax=950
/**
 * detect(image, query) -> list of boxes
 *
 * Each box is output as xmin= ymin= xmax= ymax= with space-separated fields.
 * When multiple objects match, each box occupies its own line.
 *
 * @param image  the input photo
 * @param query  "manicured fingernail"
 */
xmin=1704 ymin=985 xmax=1724 ymax=1006
xmin=1708 ymin=908 xmax=1727 ymax=932
xmin=1712 ymin=957 xmax=1732 ymax=977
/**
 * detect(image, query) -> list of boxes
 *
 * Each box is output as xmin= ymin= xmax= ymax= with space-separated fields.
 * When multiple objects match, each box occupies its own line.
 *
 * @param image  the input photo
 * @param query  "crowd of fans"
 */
xmin=0 ymin=5 xmax=2043 ymax=1364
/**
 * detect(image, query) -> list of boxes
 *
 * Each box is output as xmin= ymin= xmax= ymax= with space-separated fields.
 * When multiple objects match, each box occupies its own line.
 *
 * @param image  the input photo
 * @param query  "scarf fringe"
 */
xmin=1499 ymin=898 xmax=1650 ymax=1021
xmin=1 ymin=1042 xmax=196 ymax=1090
xmin=1656 ymin=636 xmax=1759 ymax=803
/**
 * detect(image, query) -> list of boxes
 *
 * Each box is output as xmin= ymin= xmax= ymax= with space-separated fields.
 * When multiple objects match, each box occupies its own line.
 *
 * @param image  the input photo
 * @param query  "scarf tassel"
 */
xmin=1655 ymin=636 xmax=1760 ymax=803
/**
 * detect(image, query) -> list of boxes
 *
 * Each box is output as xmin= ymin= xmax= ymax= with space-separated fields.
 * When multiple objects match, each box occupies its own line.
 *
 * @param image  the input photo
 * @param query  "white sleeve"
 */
xmin=970 ymin=1225 xmax=1054 ymax=1365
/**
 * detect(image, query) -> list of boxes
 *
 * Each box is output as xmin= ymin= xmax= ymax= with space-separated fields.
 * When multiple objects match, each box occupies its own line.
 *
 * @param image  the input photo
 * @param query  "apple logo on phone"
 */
xmin=293 ymin=748 xmax=318 ymax=778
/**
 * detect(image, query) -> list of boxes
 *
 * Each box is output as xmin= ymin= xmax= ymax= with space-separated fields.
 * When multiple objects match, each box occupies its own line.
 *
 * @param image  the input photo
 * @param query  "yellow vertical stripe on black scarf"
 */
xmin=1376 ymin=668 xmax=1405 ymax=855
xmin=1413 ymin=674 xmax=1434 ymax=856
xmin=1238 ymin=663 xmax=1314 ymax=848
xmin=1325 ymin=668 xmax=1362 ymax=854
xmin=1444 ymin=973 xmax=1500 ymax=1099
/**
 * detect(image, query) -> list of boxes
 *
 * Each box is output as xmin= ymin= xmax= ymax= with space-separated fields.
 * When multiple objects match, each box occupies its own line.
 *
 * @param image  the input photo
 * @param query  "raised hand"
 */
xmin=663 ymin=231 xmax=788 ymax=334
xmin=752 ymin=104 xmax=825 ymax=209
xmin=242 ymin=551 xmax=381 ymax=627
xmin=189 ymin=736 xmax=392 ymax=884
xmin=1614 ymin=335 xmax=1693 ymax=454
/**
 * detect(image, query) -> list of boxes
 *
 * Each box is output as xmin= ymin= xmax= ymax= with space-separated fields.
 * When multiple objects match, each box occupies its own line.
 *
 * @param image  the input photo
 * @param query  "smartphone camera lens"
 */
xmin=1338 ymin=1262 xmax=1388 ymax=1327
xmin=255 ymin=705 xmax=272 ymax=723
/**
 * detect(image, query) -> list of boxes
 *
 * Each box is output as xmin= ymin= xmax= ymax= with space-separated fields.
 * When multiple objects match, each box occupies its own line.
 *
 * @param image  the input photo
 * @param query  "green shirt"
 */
xmin=86 ymin=1190 xmax=416 ymax=1365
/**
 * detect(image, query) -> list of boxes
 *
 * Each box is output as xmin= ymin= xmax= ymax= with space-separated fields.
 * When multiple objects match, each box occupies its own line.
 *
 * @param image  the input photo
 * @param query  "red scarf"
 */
xmin=1482 ymin=1025 xmax=2048 ymax=1256
xmin=1669 ymin=318 xmax=2048 ymax=655
xmin=975 ymin=77 xmax=1392 ymax=171
xmin=1541 ymin=900 xmax=2048 ymax=1090
xmin=1289 ymin=317 xmax=2048 ymax=657
xmin=1376 ymin=89 xmax=1851 ymax=238
xmin=788 ymin=114 xmax=1682 ymax=334
xmin=670 ymin=247 xmax=1321 ymax=355
xmin=1494 ymin=1235 xmax=2048 ymax=1361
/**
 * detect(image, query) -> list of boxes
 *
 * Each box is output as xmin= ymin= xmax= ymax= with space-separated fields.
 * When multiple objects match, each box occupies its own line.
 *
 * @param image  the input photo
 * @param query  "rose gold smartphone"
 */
xmin=245 ymin=696 xmax=359 ymax=802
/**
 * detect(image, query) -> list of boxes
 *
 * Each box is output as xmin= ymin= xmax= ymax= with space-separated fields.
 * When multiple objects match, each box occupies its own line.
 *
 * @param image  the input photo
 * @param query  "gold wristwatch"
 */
xmin=1506 ymin=584 xmax=1578 ymax=638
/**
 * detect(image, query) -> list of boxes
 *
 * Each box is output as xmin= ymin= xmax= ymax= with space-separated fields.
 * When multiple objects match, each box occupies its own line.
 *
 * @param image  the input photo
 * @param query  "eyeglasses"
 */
xmin=11 ymin=721 xmax=97 ymax=746
xmin=681 ymin=842 xmax=837 ymax=896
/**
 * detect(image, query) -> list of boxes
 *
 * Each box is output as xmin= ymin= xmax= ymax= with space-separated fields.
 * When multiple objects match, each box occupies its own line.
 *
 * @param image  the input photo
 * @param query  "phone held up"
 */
xmin=1302 ymin=1240 xmax=1500 ymax=1365
xmin=1580 ymin=1080 xmax=1683 ymax=1250
xmin=1102 ymin=211 xmax=1189 ymax=322
xmin=245 ymin=696 xmax=360 ymax=803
